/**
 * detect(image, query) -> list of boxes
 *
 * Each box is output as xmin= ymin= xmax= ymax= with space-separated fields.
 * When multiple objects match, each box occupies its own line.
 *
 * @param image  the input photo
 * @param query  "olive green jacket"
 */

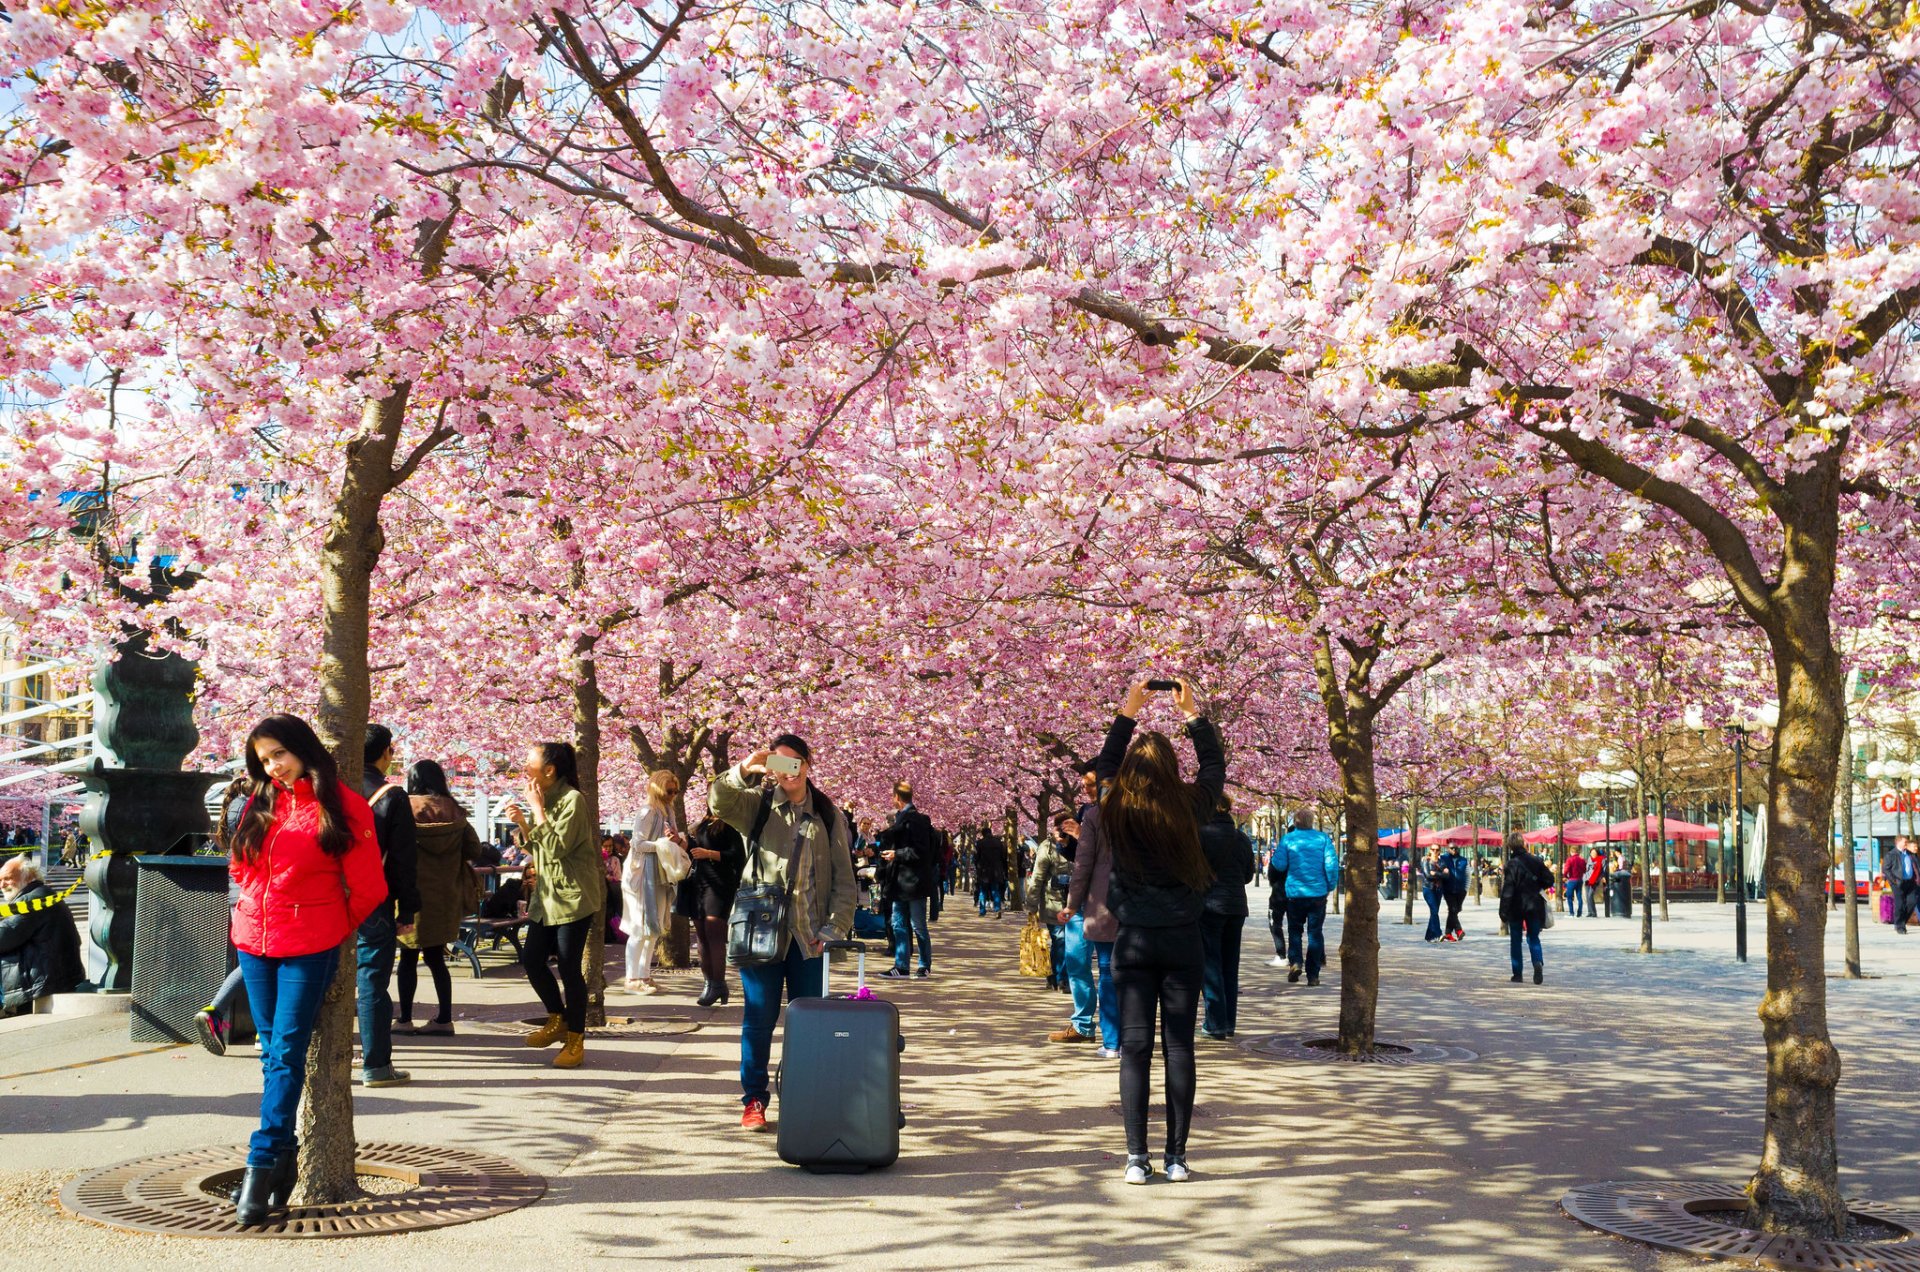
xmin=709 ymin=764 xmax=857 ymax=959
xmin=1025 ymin=839 xmax=1073 ymax=917
xmin=524 ymin=785 xmax=605 ymax=925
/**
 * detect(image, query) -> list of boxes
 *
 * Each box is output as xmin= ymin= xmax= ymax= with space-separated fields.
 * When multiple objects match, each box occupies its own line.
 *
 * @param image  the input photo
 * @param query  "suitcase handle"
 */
xmin=822 ymin=939 xmax=867 ymax=994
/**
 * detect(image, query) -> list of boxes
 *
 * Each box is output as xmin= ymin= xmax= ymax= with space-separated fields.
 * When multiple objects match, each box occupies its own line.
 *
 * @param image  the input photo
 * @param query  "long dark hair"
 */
xmin=1101 ymin=730 xmax=1211 ymax=891
xmin=406 ymin=759 xmax=453 ymax=799
xmin=536 ymin=742 xmax=580 ymax=791
xmin=231 ymin=715 xmax=353 ymax=862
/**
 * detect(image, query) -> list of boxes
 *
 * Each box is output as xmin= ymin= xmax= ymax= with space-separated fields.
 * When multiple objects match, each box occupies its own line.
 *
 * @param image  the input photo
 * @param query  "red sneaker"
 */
xmin=741 ymin=1100 xmax=768 ymax=1132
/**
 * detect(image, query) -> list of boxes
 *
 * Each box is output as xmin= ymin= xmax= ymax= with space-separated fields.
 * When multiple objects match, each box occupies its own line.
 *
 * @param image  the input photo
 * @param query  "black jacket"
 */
xmin=974 ymin=833 xmax=1009 ymax=888
xmin=1099 ymin=713 xmax=1227 ymax=929
xmin=877 ymin=804 xmax=937 ymax=901
xmin=675 ymin=819 xmax=747 ymax=918
xmin=1499 ymin=850 xmax=1554 ymax=926
xmin=1199 ymin=808 xmax=1255 ymax=917
xmin=361 ymin=772 xmax=421 ymax=926
xmin=0 ymin=882 xmax=84 ymax=1008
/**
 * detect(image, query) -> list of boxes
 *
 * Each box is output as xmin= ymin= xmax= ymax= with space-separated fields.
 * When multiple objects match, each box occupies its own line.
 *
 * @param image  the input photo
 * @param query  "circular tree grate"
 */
xmin=1561 ymin=1180 xmax=1920 ymax=1270
xmin=1238 ymin=1033 xmax=1477 ymax=1066
xmin=60 ymin=1142 xmax=544 ymax=1239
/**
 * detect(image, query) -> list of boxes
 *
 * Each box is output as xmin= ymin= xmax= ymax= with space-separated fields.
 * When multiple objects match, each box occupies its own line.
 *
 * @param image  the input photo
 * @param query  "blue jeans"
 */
xmin=977 ymin=884 xmax=1003 ymax=915
xmin=1510 ymin=913 xmax=1544 ymax=974
xmin=1565 ymin=880 xmax=1584 ymax=917
xmin=1093 ymin=938 xmax=1118 ymax=1050
xmin=1062 ymin=914 xmax=1096 ymax=1037
xmin=1285 ymin=895 xmax=1329 ymax=977
xmin=1423 ymin=887 xmax=1442 ymax=941
xmin=891 ymin=897 xmax=931 ymax=973
xmin=236 ymin=947 xmax=338 ymax=1168
xmin=355 ymin=909 xmax=397 ymax=1072
xmin=738 ymin=938 xmax=824 ymax=1106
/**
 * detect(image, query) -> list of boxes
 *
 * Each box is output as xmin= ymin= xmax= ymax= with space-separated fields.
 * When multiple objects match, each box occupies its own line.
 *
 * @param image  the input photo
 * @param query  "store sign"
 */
xmin=1879 ymin=790 xmax=1920 ymax=814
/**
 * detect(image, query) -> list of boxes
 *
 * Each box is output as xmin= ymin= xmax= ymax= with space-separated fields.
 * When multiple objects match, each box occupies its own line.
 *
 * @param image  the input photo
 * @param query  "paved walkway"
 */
xmin=2 ymin=890 xmax=1915 ymax=1271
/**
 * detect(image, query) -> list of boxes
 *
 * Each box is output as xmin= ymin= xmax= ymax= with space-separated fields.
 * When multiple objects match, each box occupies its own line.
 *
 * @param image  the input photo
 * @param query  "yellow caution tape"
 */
xmin=0 ymin=848 xmax=111 ymax=917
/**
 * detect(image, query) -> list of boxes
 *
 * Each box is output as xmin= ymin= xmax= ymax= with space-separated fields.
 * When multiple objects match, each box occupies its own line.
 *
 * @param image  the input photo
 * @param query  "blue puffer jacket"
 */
xmin=1281 ymin=828 xmax=1341 ymax=899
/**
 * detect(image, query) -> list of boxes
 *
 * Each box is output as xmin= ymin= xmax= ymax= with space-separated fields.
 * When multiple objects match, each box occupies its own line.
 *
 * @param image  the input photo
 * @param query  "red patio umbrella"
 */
xmin=1522 ymin=820 xmax=1611 ymax=845
xmin=1433 ymin=824 xmax=1504 ymax=846
xmin=1609 ymin=815 xmax=1719 ymax=841
xmin=1379 ymin=828 xmax=1442 ymax=849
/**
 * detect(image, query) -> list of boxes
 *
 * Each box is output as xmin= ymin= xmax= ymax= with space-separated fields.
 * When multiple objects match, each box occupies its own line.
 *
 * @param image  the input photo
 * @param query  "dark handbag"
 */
xmin=728 ymin=790 xmax=796 ymax=967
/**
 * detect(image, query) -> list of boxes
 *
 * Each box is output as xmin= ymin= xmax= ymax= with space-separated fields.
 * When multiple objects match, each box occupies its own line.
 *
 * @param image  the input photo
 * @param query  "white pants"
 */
xmin=623 ymin=886 xmax=656 ymax=981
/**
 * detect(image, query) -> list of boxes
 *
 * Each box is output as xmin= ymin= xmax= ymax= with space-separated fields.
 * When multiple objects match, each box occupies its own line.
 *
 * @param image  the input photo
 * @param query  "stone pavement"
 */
xmin=1 ymin=889 xmax=1915 ymax=1271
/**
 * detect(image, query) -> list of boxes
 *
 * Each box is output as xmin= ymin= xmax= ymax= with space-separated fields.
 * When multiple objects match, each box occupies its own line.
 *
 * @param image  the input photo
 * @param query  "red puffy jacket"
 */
xmin=230 ymin=778 xmax=388 ymax=958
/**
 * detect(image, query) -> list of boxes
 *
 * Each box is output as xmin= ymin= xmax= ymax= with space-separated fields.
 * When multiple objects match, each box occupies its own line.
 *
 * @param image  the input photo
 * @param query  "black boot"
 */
xmin=234 ymin=1166 xmax=274 ymax=1227
xmin=267 ymin=1142 xmax=298 ymax=1209
xmin=697 ymin=979 xmax=723 ymax=1008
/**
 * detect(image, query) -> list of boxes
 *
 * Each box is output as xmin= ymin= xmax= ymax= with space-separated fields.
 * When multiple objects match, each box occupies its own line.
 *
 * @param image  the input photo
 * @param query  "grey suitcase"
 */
xmin=776 ymin=940 xmax=905 ymax=1172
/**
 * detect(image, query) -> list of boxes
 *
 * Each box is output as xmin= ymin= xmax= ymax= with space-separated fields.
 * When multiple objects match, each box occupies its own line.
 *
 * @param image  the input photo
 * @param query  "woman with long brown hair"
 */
xmin=1064 ymin=677 xmax=1224 ymax=1185
xmin=226 ymin=715 xmax=387 ymax=1225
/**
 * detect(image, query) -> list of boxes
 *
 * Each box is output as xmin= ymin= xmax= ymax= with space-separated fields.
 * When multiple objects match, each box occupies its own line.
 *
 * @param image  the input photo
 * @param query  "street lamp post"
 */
xmin=1732 ymin=726 xmax=1749 ymax=964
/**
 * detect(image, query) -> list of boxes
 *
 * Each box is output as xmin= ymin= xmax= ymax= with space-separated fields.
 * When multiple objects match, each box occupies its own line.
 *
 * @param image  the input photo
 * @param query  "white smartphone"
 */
xmin=766 ymin=753 xmax=803 ymax=777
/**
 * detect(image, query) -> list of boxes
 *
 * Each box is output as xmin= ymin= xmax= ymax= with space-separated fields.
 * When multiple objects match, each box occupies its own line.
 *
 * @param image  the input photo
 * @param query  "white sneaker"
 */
xmin=1097 ymin=1046 xmax=1121 ymax=1060
xmin=1165 ymin=1159 xmax=1191 ymax=1182
xmin=1124 ymin=1157 xmax=1153 ymax=1185
xmin=1268 ymin=955 xmax=1286 ymax=968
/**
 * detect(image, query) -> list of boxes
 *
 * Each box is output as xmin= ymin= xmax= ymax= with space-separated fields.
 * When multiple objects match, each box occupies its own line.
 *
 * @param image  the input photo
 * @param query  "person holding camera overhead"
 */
xmin=506 ymin=742 xmax=604 ymax=1070
xmin=1063 ymin=676 xmax=1224 ymax=1185
xmin=708 ymin=734 xmax=857 ymax=1133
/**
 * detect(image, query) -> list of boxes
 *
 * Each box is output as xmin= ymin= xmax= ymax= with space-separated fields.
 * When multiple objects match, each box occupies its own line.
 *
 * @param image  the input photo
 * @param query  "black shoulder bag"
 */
xmin=728 ymin=789 xmax=802 ymax=967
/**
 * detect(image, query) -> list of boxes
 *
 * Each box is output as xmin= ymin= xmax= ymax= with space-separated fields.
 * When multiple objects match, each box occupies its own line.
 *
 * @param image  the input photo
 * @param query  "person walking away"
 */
xmin=1420 ymin=845 xmax=1445 ymax=942
xmin=677 ymin=812 xmax=747 ymax=1006
xmin=1064 ymin=805 xmax=1124 ymax=1059
xmin=975 ymin=824 xmax=1008 ymax=917
xmin=1031 ymin=822 xmax=1096 ymax=1038
xmin=1585 ymin=849 xmax=1605 ymax=919
xmin=508 ymin=742 xmax=604 ymax=1069
xmin=1562 ymin=848 xmax=1587 ymax=918
xmin=225 ymin=715 xmax=387 ymax=1225
xmin=0 ymin=855 xmax=84 ymax=1018
xmin=625 ymin=770 xmax=684 ymax=994
xmin=1890 ymin=837 xmax=1920 ymax=933
xmin=357 ymin=724 xmax=419 ymax=1088
xmin=877 ymin=780 xmax=937 ymax=979
xmin=1500 ymin=833 xmax=1554 ymax=983
xmin=397 ymin=760 xmax=483 ymax=1035
xmin=708 ymin=734 xmax=857 ymax=1132
xmin=1197 ymin=795 xmax=1254 ymax=1040
xmin=1280 ymin=811 xmax=1339 ymax=985
xmin=1071 ymin=676 xmax=1223 ymax=1184
xmin=1436 ymin=844 xmax=1469 ymax=941
xmin=1266 ymin=835 xmax=1291 ymax=967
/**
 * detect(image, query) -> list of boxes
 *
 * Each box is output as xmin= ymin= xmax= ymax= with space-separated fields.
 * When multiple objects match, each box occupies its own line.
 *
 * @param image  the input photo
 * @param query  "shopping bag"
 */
xmin=1017 ymin=914 xmax=1051 ymax=978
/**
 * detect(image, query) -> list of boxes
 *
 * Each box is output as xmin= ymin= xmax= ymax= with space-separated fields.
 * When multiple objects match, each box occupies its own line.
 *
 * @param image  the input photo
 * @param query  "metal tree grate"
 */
xmin=60 ymin=1142 xmax=544 ymax=1239
xmin=1238 ymin=1033 xmax=1478 ymax=1066
xmin=1561 ymin=1181 xmax=1920 ymax=1270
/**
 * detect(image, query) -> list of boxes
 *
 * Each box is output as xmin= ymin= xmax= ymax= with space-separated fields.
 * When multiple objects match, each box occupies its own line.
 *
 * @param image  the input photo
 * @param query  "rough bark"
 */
xmin=1332 ymin=713 xmax=1380 ymax=1054
xmin=1401 ymin=799 xmax=1417 ymax=925
xmin=570 ymin=642 xmax=607 ymax=1027
xmin=1748 ymin=627 xmax=1846 ymax=1236
xmin=1656 ymin=789 xmax=1670 ymax=922
xmin=301 ymin=385 xmax=410 ymax=1205
xmin=1637 ymin=778 xmax=1655 ymax=954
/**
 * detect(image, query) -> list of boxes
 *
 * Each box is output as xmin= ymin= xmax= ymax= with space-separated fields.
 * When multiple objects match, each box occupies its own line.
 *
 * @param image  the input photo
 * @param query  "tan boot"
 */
xmin=552 ymin=1032 xmax=585 ymax=1069
xmin=525 ymin=1013 xmax=566 ymax=1048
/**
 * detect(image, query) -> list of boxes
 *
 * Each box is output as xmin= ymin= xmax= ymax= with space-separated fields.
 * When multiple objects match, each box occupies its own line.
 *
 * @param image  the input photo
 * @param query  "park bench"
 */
xmin=449 ymin=916 xmax=527 ymax=978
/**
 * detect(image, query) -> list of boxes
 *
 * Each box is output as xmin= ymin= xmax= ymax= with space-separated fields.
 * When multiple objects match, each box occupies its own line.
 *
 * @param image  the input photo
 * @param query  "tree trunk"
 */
xmin=1838 ymin=713 xmax=1860 ymax=978
xmin=1637 ymin=778 xmax=1654 ymax=954
xmin=1401 ymin=800 xmax=1417 ymax=925
xmin=571 ymin=643 xmax=608 ymax=1028
xmin=1333 ymin=714 xmax=1380 ymax=1055
xmin=1657 ymin=789 xmax=1670 ymax=921
xmin=1747 ymin=635 xmax=1846 ymax=1236
xmin=300 ymin=385 xmax=410 ymax=1205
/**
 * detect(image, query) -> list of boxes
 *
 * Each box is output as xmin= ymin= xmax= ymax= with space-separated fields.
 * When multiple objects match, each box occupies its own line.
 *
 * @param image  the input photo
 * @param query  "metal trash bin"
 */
xmin=130 ymin=855 xmax=247 ymax=1044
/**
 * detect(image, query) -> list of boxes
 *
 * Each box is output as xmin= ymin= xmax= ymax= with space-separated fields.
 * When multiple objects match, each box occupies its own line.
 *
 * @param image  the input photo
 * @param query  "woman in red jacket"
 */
xmin=227 ymin=715 xmax=387 ymax=1226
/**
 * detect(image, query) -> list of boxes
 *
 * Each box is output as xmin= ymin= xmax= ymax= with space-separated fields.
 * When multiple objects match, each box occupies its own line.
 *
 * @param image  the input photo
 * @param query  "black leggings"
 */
xmin=1113 ymin=923 xmax=1204 ymax=1161
xmin=523 ymin=916 xmax=592 ymax=1033
xmin=397 ymin=946 xmax=452 ymax=1022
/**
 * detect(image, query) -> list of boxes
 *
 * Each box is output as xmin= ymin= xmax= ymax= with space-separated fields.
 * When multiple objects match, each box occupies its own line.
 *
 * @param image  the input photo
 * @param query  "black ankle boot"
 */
xmin=234 ymin=1165 xmax=274 ymax=1226
xmin=267 ymin=1143 xmax=298 ymax=1208
xmin=697 ymin=979 xmax=723 ymax=1008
